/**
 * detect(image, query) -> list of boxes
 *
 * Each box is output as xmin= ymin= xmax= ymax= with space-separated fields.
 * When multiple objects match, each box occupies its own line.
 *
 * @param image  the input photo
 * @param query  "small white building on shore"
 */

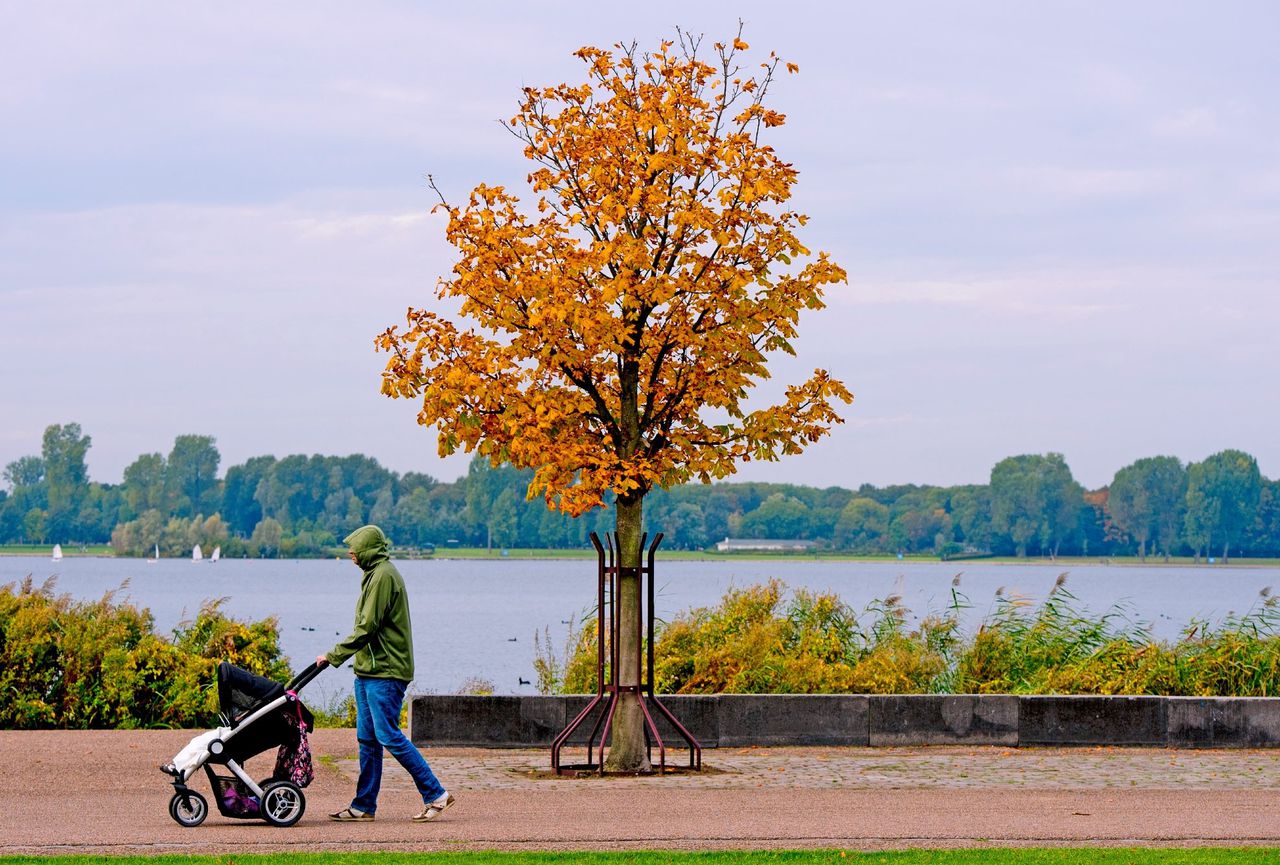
xmin=715 ymin=537 xmax=816 ymax=552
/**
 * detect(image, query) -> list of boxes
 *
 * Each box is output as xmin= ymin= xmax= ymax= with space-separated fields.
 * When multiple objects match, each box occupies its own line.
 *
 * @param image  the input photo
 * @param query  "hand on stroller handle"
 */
xmin=285 ymin=659 xmax=327 ymax=692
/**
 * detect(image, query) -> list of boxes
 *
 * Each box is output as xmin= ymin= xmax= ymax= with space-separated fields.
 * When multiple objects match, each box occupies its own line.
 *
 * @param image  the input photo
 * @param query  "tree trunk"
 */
xmin=604 ymin=492 xmax=651 ymax=773
xmin=1222 ymin=541 xmax=1230 ymax=565
xmin=1139 ymin=538 xmax=1146 ymax=562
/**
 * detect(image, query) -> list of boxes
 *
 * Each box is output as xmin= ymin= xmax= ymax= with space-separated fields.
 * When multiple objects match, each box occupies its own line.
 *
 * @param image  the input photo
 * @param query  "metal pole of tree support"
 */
xmin=550 ymin=531 xmax=702 ymax=775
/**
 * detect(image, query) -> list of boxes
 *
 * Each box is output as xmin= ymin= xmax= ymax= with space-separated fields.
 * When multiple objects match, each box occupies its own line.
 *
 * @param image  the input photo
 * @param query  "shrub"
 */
xmin=547 ymin=576 xmax=1280 ymax=697
xmin=0 ymin=578 xmax=289 ymax=729
xmin=550 ymin=580 xmax=957 ymax=695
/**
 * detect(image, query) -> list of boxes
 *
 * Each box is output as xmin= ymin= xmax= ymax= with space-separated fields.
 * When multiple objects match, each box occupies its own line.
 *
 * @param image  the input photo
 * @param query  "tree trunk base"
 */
xmin=604 ymin=693 xmax=652 ymax=773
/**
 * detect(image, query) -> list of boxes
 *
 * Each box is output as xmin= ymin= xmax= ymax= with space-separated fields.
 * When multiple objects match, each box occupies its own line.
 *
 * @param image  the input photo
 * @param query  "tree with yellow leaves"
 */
xmin=378 ymin=27 xmax=851 ymax=771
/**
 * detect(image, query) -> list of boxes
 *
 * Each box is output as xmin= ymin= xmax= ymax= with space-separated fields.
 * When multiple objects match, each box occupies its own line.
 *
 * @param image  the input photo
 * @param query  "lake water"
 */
xmin=5 ymin=555 xmax=1279 ymax=700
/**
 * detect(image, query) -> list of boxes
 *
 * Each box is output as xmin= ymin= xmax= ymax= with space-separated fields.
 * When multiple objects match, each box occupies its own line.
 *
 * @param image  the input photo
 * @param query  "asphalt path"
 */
xmin=2 ymin=729 xmax=1278 ymax=853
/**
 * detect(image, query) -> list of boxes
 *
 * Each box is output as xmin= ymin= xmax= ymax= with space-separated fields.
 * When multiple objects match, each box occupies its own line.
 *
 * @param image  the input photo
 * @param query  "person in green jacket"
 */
xmin=317 ymin=524 xmax=454 ymax=822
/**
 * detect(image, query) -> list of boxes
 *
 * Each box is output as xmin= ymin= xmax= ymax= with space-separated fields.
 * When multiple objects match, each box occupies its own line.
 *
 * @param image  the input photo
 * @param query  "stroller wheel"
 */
xmin=261 ymin=780 xmax=306 ymax=827
xmin=168 ymin=789 xmax=208 ymax=827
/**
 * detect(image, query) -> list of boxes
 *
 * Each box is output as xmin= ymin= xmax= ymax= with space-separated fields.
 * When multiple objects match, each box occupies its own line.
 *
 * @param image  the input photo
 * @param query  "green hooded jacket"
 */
xmin=325 ymin=525 xmax=415 ymax=682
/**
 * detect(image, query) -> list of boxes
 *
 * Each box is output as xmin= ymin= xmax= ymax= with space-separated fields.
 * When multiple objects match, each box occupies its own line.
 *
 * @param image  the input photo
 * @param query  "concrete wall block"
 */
xmin=410 ymin=695 xmax=515 ymax=746
xmin=517 ymin=695 xmax=569 ymax=744
xmin=650 ymin=695 xmax=720 ymax=747
xmin=1167 ymin=697 xmax=1280 ymax=747
xmin=411 ymin=695 xmax=567 ymax=746
xmin=1239 ymin=698 xmax=1280 ymax=746
xmin=1167 ymin=697 xmax=1243 ymax=748
xmin=870 ymin=695 xmax=1018 ymax=745
xmin=717 ymin=694 xmax=869 ymax=746
xmin=412 ymin=693 xmax=1280 ymax=749
xmin=1019 ymin=695 xmax=1166 ymax=745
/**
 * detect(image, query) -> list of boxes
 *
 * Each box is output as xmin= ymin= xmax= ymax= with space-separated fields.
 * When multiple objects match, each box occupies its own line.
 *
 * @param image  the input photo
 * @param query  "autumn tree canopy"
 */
xmin=379 ymin=29 xmax=851 ymax=770
xmin=379 ymin=30 xmax=851 ymax=518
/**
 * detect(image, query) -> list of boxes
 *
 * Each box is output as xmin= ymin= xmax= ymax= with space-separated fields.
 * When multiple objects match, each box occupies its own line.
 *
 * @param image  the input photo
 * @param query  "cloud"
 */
xmin=290 ymin=211 xmax=433 ymax=241
xmin=832 ymin=273 xmax=1128 ymax=321
xmin=0 ymin=197 xmax=463 ymax=481
xmin=844 ymin=414 xmax=919 ymax=430
xmin=1076 ymin=63 xmax=1147 ymax=107
xmin=1008 ymin=166 xmax=1172 ymax=201
xmin=3 ymin=1 xmax=1279 ymax=491
xmin=1152 ymin=107 xmax=1225 ymax=140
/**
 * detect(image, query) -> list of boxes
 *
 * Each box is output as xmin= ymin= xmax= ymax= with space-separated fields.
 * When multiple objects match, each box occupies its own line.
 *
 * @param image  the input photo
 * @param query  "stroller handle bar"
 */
xmin=285 ymin=660 xmax=327 ymax=693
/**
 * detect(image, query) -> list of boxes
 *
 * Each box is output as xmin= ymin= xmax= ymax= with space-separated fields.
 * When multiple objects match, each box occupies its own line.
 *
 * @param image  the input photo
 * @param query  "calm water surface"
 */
xmin=5 ymin=556 xmax=1279 ymax=699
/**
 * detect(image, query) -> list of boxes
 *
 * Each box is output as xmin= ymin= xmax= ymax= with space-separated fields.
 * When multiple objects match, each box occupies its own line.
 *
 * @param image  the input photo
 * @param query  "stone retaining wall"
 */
xmin=409 ymin=694 xmax=1280 ymax=748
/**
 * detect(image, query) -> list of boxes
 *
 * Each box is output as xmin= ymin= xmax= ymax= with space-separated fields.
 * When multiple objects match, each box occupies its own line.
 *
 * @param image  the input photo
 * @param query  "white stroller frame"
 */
xmin=178 ymin=690 xmax=295 ymax=787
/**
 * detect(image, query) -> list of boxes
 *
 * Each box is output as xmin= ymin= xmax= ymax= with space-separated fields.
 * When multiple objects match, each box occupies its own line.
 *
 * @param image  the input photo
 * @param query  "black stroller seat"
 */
xmin=218 ymin=662 xmax=285 ymax=727
xmin=213 ymin=662 xmax=314 ymax=764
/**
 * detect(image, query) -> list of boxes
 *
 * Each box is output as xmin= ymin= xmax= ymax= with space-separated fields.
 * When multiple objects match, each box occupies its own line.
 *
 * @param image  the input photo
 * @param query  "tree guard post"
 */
xmin=551 ymin=531 xmax=702 ymax=775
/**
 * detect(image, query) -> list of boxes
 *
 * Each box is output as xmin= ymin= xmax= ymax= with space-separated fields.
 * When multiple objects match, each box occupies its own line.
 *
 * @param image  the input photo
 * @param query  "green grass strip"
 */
xmin=3 ymin=850 xmax=1279 ymax=865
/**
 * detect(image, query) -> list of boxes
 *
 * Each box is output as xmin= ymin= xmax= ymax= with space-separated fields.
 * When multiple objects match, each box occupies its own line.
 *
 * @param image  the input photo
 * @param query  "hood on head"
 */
xmin=343 ymin=524 xmax=390 ymax=570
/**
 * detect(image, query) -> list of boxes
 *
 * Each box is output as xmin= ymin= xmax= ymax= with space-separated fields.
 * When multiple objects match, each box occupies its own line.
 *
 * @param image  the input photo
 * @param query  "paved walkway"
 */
xmin=2 ymin=729 xmax=1279 ymax=853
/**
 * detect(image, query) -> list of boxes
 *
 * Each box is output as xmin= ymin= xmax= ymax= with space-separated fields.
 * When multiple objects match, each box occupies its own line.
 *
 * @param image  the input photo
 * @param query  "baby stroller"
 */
xmin=162 ymin=661 xmax=323 ymax=827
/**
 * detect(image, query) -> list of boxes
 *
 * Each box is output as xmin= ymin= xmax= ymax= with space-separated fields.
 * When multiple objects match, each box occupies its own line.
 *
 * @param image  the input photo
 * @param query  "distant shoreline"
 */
xmin=3 ymin=546 xmax=1278 ymax=568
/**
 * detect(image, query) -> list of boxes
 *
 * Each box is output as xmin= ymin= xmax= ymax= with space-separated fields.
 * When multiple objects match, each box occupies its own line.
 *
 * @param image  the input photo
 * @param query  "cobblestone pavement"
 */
xmin=356 ymin=743 xmax=1280 ymax=791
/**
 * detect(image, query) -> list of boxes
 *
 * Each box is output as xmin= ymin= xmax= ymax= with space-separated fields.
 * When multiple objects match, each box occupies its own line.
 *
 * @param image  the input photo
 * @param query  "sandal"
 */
xmin=329 ymin=807 xmax=374 ymax=821
xmin=412 ymin=792 xmax=455 ymax=822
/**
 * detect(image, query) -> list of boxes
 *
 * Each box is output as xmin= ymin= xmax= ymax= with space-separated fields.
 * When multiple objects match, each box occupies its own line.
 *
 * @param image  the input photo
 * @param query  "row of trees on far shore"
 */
xmin=2 ymin=423 xmax=1278 ymax=560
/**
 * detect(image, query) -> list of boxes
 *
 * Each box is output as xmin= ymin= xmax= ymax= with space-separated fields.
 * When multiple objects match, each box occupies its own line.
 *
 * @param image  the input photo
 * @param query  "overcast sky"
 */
xmin=2 ymin=1 xmax=1277 ymax=492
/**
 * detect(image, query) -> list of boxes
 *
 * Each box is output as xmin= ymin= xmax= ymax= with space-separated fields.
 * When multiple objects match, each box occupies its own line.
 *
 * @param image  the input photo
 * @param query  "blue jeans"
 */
xmin=351 ymin=676 xmax=445 ymax=813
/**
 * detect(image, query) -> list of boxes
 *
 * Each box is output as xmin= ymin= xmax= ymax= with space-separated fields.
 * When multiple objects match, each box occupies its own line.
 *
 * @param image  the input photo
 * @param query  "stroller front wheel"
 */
xmin=261 ymin=780 xmax=306 ymax=827
xmin=168 ymin=789 xmax=208 ymax=827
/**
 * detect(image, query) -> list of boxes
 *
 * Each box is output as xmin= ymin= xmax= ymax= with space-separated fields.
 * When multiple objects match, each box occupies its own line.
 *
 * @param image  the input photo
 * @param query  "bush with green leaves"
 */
xmin=0 ymin=577 xmax=290 ymax=729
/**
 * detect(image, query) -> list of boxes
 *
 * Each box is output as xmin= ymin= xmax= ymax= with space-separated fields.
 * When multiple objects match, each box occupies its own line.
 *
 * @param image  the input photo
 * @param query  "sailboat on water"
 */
xmin=210 ymin=546 xmax=221 ymax=563
xmin=192 ymin=544 xmax=203 ymax=562
xmin=51 ymin=544 xmax=62 ymax=562
xmin=147 ymin=544 xmax=159 ymax=563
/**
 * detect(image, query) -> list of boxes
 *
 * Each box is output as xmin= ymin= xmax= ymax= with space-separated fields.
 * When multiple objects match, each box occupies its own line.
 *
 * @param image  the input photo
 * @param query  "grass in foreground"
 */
xmin=2 ymin=850 xmax=1277 ymax=865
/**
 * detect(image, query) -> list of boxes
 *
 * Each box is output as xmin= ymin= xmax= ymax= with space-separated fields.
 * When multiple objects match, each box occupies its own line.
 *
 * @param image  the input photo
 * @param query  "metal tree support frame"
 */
xmin=551 ymin=531 xmax=702 ymax=775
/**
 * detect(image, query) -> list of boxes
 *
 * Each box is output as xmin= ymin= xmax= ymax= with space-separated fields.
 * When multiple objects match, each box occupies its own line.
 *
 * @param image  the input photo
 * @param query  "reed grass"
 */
xmin=541 ymin=575 xmax=1280 ymax=696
